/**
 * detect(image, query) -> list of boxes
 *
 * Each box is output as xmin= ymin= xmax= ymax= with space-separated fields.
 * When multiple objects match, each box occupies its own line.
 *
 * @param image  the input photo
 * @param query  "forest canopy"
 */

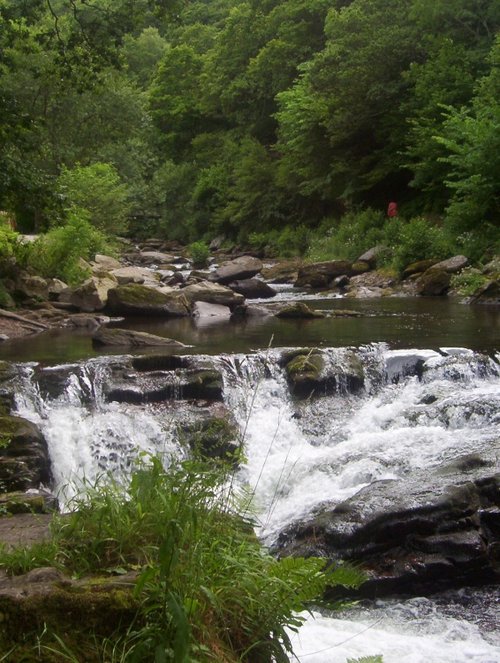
xmin=0 ymin=0 xmax=498 ymax=259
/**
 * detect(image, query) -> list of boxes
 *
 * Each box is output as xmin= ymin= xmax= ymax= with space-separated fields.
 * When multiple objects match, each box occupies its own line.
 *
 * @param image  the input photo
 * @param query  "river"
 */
xmin=4 ymin=295 xmax=500 ymax=662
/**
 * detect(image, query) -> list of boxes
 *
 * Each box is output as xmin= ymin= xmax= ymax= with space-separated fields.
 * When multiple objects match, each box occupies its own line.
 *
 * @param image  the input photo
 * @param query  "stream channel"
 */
xmin=2 ymin=295 xmax=499 ymax=662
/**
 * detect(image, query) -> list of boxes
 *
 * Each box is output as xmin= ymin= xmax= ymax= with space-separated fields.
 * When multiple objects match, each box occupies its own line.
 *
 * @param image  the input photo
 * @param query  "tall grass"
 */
xmin=0 ymin=456 xmax=364 ymax=662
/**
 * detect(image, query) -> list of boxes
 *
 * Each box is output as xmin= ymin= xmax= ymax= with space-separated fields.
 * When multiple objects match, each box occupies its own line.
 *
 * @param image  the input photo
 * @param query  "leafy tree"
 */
xmin=57 ymin=163 xmax=131 ymax=234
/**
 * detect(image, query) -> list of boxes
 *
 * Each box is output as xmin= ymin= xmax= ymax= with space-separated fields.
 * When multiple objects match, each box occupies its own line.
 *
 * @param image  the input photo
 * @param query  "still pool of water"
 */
xmin=1 ymin=297 xmax=498 ymax=364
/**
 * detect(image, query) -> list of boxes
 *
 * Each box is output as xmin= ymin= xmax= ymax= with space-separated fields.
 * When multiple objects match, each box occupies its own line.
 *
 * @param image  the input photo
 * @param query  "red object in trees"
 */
xmin=387 ymin=201 xmax=398 ymax=218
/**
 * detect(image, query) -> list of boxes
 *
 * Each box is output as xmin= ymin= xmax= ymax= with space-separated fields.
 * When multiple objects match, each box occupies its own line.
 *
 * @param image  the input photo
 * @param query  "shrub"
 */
xmin=450 ymin=267 xmax=490 ymax=296
xmin=188 ymin=240 xmax=210 ymax=267
xmin=25 ymin=211 xmax=111 ymax=285
xmin=307 ymin=209 xmax=387 ymax=262
xmin=389 ymin=217 xmax=451 ymax=273
xmin=57 ymin=162 xmax=131 ymax=235
xmin=0 ymin=457 xmax=365 ymax=661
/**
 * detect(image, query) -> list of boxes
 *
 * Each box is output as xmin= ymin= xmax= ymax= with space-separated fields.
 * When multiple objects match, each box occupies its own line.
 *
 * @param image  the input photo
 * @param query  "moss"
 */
xmin=286 ymin=353 xmax=324 ymax=380
xmin=114 ymin=284 xmax=174 ymax=305
xmin=185 ymin=417 xmax=241 ymax=464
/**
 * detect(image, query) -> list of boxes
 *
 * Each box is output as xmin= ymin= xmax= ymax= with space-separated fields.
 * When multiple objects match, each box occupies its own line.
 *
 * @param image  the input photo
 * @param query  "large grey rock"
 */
xmin=356 ymin=246 xmax=385 ymax=268
xmin=210 ymin=256 xmax=263 ymax=284
xmin=228 ymin=279 xmax=276 ymax=299
xmin=107 ymin=285 xmax=190 ymax=317
xmin=68 ymin=276 xmax=117 ymax=312
xmin=182 ymin=281 xmax=244 ymax=308
xmin=92 ymin=328 xmax=186 ymax=347
xmin=110 ymin=266 xmax=160 ymax=286
xmin=192 ymin=301 xmax=231 ymax=321
xmin=294 ymin=261 xmax=356 ymax=289
xmin=92 ymin=254 xmax=122 ymax=271
xmin=416 ymin=269 xmax=451 ymax=296
xmin=14 ymin=273 xmax=49 ymax=300
xmin=470 ymin=278 xmax=500 ymax=304
xmin=0 ymin=415 xmax=52 ymax=491
xmin=274 ymin=452 xmax=500 ymax=598
xmin=137 ymin=251 xmax=176 ymax=265
xmin=431 ymin=255 xmax=469 ymax=274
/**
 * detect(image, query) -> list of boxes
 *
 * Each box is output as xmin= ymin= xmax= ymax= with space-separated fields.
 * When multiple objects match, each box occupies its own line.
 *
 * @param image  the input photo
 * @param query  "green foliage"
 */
xmin=25 ymin=212 xmax=111 ymax=285
xmin=0 ymin=457 xmax=365 ymax=661
xmin=57 ymin=163 xmax=131 ymax=235
xmin=450 ymin=267 xmax=490 ymax=296
xmin=307 ymin=209 xmax=388 ymax=262
xmin=249 ymin=225 xmax=310 ymax=257
xmin=390 ymin=217 xmax=451 ymax=272
xmin=188 ymin=241 xmax=210 ymax=267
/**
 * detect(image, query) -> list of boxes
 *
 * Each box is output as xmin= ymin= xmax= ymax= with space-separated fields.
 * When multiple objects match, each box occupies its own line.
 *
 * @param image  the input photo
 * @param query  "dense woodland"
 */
xmin=1 ymin=0 xmax=499 ymax=263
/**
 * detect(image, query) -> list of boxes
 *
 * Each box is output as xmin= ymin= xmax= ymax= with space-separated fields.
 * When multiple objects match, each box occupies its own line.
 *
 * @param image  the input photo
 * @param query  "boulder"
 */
xmin=92 ymin=328 xmax=186 ymax=348
xmin=232 ymin=304 xmax=274 ymax=320
xmin=482 ymin=256 xmax=500 ymax=275
xmin=281 ymin=349 xmax=364 ymax=399
xmin=68 ymin=276 xmax=118 ymax=312
xmin=431 ymin=255 xmax=469 ymax=274
xmin=0 ymin=489 xmax=57 ymax=515
xmin=110 ymin=266 xmax=160 ymax=285
xmin=210 ymin=255 xmax=263 ymax=284
xmin=192 ymin=301 xmax=231 ymax=321
xmin=47 ymin=278 xmax=68 ymax=300
xmin=106 ymin=284 xmax=190 ymax=317
xmin=0 ymin=415 xmax=52 ymax=491
xmin=14 ymin=273 xmax=49 ymax=300
xmin=402 ymin=259 xmax=439 ymax=279
xmin=276 ymin=302 xmax=325 ymax=319
xmin=92 ymin=254 xmax=122 ymax=271
xmin=294 ymin=261 xmax=355 ymax=289
xmin=261 ymin=260 xmax=301 ymax=284
xmin=182 ymin=281 xmax=244 ymax=308
xmin=356 ymin=246 xmax=385 ymax=268
xmin=228 ymin=279 xmax=277 ymax=299
xmin=183 ymin=416 xmax=241 ymax=464
xmin=416 ymin=269 xmax=451 ymax=296
xmin=273 ymin=453 xmax=500 ymax=598
xmin=136 ymin=251 xmax=176 ymax=265
xmin=470 ymin=278 xmax=500 ymax=305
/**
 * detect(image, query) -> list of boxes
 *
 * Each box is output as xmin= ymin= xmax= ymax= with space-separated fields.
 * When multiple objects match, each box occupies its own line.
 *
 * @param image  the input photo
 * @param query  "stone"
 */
xmin=402 ymin=259 xmax=439 ymax=279
xmin=183 ymin=416 xmax=240 ymax=464
xmin=68 ymin=275 xmax=118 ymax=312
xmin=210 ymin=255 xmax=263 ymax=284
xmin=276 ymin=302 xmax=325 ymax=319
xmin=137 ymin=250 xmax=176 ymax=265
xmin=356 ymin=246 xmax=385 ymax=268
xmin=92 ymin=254 xmax=122 ymax=271
xmin=192 ymin=301 xmax=231 ymax=321
xmin=281 ymin=348 xmax=364 ymax=399
xmin=14 ymin=273 xmax=49 ymax=300
xmin=294 ymin=261 xmax=355 ymax=289
xmin=228 ymin=279 xmax=276 ymax=299
xmin=261 ymin=260 xmax=301 ymax=284
xmin=416 ymin=269 xmax=451 ymax=296
xmin=470 ymin=278 xmax=500 ymax=304
xmin=273 ymin=456 xmax=500 ymax=598
xmin=482 ymin=256 xmax=500 ymax=275
xmin=182 ymin=281 xmax=244 ymax=308
xmin=0 ymin=489 xmax=58 ymax=515
xmin=92 ymin=328 xmax=186 ymax=347
xmin=107 ymin=284 xmax=190 ymax=317
xmin=0 ymin=415 xmax=52 ymax=491
xmin=110 ymin=266 xmax=160 ymax=285
xmin=431 ymin=255 xmax=469 ymax=274
xmin=47 ymin=278 xmax=68 ymax=300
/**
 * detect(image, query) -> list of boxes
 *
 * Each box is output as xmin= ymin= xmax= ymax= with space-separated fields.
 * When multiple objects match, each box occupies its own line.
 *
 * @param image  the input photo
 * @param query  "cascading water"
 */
xmin=10 ymin=344 xmax=500 ymax=662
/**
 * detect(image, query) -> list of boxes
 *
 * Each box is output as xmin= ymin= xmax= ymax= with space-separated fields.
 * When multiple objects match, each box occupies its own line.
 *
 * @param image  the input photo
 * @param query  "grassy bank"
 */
xmin=0 ymin=457 xmax=364 ymax=662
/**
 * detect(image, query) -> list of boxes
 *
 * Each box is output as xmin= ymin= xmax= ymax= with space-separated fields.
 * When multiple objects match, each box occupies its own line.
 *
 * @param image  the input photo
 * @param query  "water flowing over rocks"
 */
xmin=2 ymin=345 xmax=499 ymax=604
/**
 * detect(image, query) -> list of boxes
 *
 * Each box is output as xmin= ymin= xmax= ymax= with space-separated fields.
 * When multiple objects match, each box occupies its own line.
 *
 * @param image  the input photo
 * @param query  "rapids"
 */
xmin=10 ymin=343 xmax=500 ymax=662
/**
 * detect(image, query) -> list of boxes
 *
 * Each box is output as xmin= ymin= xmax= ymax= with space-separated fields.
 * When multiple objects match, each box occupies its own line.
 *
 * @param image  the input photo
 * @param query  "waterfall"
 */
xmin=10 ymin=344 xmax=500 ymax=661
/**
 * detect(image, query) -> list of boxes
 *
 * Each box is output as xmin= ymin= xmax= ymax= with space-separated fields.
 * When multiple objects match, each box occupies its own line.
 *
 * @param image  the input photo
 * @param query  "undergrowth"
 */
xmin=0 ymin=456 xmax=365 ymax=662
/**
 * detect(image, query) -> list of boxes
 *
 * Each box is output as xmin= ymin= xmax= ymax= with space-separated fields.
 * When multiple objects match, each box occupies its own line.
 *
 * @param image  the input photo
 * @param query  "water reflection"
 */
xmin=0 ymin=297 xmax=498 ymax=364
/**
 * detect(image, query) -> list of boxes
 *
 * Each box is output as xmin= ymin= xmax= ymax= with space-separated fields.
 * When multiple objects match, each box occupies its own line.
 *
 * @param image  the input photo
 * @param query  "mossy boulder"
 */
xmin=0 ymin=416 xmax=52 ymax=492
xmin=107 ymin=284 xmax=190 ymax=316
xmin=294 ymin=260 xmax=355 ymax=289
xmin=0 ymin=567 xmax=139 ymax=660
xmin=184 ymin=417 xmax=241 ymax=464
xmin=281 ymin=349 xmax=364 ymax=399
xmin=416 ymin=269 xmax=452 ymax=296
xmin=276 ymin=302 xmax=325 ymax=319
xmin=0 ymin=490 xmax=57 ymax=515
xmin=92 ymin=328 xmax=186 ymax=348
